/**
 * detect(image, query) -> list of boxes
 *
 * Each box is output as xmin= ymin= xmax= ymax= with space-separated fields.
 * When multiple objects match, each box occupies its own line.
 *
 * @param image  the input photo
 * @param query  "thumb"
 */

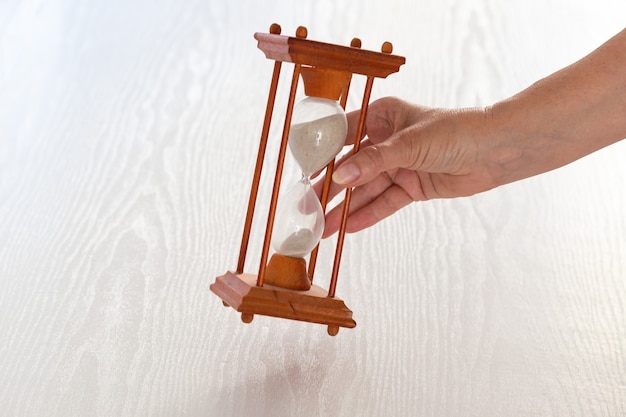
xmin=331 ymin=133 xmax=417 ymax=187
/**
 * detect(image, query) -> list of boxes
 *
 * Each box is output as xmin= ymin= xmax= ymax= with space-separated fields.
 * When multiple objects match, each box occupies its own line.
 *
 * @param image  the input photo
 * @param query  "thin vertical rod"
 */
xmin=307 ymin=77 xmax=352 ymax=282
xmin=256 ymin=64 xmax=302 ymax=287
xmin=306 ymin=159 xmax=334 ymax=282
xmin=328 ymin=76 xmax=375 ymax=298
xmin=236 ymin=61 xmax=283 ymax=274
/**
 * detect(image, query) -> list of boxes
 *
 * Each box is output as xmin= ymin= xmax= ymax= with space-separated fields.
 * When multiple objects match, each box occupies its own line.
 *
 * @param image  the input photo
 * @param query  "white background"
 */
xmin=1 ymin=0 xmax=625 ymax=416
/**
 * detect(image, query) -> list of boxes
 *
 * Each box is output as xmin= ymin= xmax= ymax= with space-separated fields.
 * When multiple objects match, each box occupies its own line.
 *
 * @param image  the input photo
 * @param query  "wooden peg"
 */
xmin=269 ymin=23 xmax=281 ymax=35
xmin=381 ymin=41 xmax=393 ymax=54
xmin=350 ymin=38 xmax=362 ymax=48
xmin=296 ymin=26 xmax=308 ymax=39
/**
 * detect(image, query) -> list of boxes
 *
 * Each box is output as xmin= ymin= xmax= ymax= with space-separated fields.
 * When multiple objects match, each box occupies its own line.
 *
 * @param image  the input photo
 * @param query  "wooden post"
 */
xmin=328 ymin=75 xmax=374 ymax=298
xmin=236 ymin=61 xmax=281 ymax=274
xmin=236 ymin=23 xmax=283 ymax=274
xmin=256 ymin=63 xmax=302 ymax=287
xmin=307 ymin=40 xmax=359 ymax=282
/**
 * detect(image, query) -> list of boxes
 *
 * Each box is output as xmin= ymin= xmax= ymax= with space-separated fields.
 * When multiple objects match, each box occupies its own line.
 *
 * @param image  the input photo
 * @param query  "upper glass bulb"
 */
xmin=288 ymin=97 xmax=348 ymax=176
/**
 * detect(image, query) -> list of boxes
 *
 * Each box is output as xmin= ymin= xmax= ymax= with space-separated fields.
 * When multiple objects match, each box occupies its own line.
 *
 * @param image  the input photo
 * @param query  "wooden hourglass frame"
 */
xmin=211 ymin=24 xmax=405 ymax=335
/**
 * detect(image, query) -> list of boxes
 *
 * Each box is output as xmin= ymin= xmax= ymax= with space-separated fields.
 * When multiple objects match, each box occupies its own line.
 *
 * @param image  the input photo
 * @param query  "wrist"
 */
xmin=481 ymin=94 xmax=568 ymax=188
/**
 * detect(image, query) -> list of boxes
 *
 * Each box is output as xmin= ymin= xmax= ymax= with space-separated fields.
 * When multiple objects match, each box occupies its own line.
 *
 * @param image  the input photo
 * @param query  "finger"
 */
xmin=322 ymin=173 xmax=395 ymax=237
xmin=312 ymin=168 xmax=347 ymax=203
xmin=322 ymin=203 xmax=346 ymax=238
xmin=345 ymin=185 xmax=415 ymax=233
xmin=332 ymin=132 xmax=417 ymax=187
xmin=343 ymin=97 xmax=409 ymax=147
xmin=313 ymin=138 xmax=375 ymax=200
xmin=324 ymin=183 xmax=414 ymax=236
xmin=314 ymin=175 xmax=344 ymax=204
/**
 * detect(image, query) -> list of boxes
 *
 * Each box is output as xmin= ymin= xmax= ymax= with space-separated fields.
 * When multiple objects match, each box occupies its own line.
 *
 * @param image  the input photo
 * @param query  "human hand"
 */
xmin=320 ymin=97 xmax=502 ymax=236
xmin=319 ymin=28 xmax=626 ymax=237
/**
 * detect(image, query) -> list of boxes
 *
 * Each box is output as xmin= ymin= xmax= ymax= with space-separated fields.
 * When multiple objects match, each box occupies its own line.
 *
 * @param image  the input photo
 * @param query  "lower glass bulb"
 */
xmin=272 ymin=178 xmax=324 ymax=258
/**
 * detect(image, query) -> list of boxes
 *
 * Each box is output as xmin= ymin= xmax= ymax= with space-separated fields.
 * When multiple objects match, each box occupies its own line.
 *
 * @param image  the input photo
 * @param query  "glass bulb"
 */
xmin=288 ymin=97 xmax=347 ymax=176
xmin=271 ymin=178 xmax=324 ymax=258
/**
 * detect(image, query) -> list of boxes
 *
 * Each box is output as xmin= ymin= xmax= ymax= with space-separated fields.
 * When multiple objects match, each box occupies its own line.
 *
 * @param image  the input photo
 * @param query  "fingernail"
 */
xmin=332 ymin=163 xmax=360 ymax=184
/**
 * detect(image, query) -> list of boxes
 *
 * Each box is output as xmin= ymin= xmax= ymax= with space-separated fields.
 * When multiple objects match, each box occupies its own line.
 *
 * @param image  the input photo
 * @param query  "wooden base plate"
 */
xmin=210 ymin=272 xmax=356 ymax=335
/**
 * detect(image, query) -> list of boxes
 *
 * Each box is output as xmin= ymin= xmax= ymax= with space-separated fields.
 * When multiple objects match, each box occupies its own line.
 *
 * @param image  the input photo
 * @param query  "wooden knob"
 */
xmin=241 ymin=313 xmax=254 ymax=323
xmin=350 ymin=38 xmax=362 ymax=48
xmin=269 ymin=23 xmax=281 ymax=34
xmin=296 ymin=26 xmax=308 ymax=38
xmin=381 ymin=41 xmax=393 ymax=54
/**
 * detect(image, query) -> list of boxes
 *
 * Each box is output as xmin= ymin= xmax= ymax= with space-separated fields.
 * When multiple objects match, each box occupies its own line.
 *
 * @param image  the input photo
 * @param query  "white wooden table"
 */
xmin=1 ymin=1 xmax=625 ymax=416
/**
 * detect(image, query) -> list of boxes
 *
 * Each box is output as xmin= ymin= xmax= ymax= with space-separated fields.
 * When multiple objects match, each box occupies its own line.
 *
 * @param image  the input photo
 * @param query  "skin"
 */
xmin=321 ymin=27 xmax=626 ymax=237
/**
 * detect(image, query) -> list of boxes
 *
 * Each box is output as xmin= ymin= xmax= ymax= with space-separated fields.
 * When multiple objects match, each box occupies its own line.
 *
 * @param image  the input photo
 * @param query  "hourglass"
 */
xmin=210 ymin=24 xmax=404 ymax=335
xmin=265 ymin=68 xmax=349 ymax=291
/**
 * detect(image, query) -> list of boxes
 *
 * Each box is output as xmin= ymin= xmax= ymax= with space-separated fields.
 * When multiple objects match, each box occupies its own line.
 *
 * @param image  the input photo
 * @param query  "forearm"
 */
xmin=486 ymin=28 xmax=626 ymax=186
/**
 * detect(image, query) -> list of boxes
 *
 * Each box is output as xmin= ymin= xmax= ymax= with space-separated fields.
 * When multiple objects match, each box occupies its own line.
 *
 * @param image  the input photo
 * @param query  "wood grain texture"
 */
xmin=1 ymin=1 xmax=625 ymax=416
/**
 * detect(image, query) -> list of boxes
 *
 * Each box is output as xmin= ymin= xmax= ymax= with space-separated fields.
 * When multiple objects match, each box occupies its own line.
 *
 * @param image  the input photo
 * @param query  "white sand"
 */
xmin=289 ymin=113 xmax=347 ymax=176
xmin=278 ymin=228 xmax=316 ymax=258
